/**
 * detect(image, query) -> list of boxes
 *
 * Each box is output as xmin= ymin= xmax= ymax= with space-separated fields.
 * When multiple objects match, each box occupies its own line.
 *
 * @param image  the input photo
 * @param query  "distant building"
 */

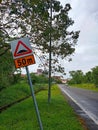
xmin=37 ymin=69 xmax=43 ymax=75
xmin=53 ymin=76 xmax=68 ymax=84
xmin=21 ymin=74 xmax=26 ymax=78
xmin=53 ymin=76 xmax=61 ymax=80
xmin=61 ymin=79 xmax=68 ymax=84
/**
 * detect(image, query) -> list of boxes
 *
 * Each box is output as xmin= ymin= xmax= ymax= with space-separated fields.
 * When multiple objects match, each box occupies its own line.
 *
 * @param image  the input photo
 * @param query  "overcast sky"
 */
xmin=23 ymin=0 xmax=98 ymax=78
xmin=59 ymin=0 xmax=98 ymax=77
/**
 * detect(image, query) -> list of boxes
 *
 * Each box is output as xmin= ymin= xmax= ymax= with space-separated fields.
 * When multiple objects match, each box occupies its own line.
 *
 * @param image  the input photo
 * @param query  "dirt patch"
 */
xmin=78 ymin=115 xmax=89 ymax=130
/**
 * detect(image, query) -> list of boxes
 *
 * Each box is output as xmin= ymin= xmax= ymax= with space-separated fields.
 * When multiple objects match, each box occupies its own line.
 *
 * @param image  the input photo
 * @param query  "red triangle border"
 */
xmin=14 ymin=41 xmax=32 ymax=57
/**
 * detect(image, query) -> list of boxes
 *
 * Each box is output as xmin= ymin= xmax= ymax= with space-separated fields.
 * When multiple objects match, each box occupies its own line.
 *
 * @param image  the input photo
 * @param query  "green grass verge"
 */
xmin=0 ymin=85 xmax=85 ymax=130
xmin=70 ymin=83 xmax=98 ymax=92
xmin=0 ymin=81 xmax=48 ymax=107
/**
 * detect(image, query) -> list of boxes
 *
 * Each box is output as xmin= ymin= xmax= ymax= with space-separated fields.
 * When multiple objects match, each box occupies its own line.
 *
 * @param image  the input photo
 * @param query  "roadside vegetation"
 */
xmin=0 ymin=83 xmax=85 ymax=130
xmin=68 ymin=67 xmax=98 ymax=91
xmin=69 ymin=83 xmax=98 ymax=92
xmin=0 ymin=74 xmax=48 ymax=108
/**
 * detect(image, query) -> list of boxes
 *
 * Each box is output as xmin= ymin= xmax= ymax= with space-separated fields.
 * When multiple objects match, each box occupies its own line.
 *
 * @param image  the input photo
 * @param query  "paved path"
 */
xmin=58 ymin=84 xmax=98 ymax=128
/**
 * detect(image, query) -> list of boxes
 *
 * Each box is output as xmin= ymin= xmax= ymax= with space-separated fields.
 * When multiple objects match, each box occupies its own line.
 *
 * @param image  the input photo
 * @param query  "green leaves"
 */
xmin=52 ymin=0 xmax=62 ymax=12
xmin=0 ymin=0 xmax=80 ymax=75
xmin=92 ymin=66 xmax=98 ymax=87
xmin=0 ymin=51 xmax=15 ymax=89
xmin=68 ymin=66 xmax=98 ymax=87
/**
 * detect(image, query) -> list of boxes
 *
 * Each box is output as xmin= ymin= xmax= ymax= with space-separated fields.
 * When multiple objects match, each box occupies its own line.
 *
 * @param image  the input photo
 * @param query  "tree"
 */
xmin=30 ymin=73 xmax=48 ymax=84
xmin=84 ymin=71 xmax=93 ymax=83
xmin=0 ymin=0 xmax=79 ymax=75
xmin=69 ymin=70 xmax=84 ymax=84
xmin=92 ymin=66 xmax=98 ymax=87
xmin=0 ymin=49 xmax=21 ymax=90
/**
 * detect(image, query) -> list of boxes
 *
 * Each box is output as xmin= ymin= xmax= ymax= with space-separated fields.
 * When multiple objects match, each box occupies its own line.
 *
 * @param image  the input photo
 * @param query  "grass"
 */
xmin=70 ymin=83 xmax=98 ymax=92
xmin=0 ymin=85 xmax=85 ymax=130
xmin=0 ymin=81 xmax=29 ymax=107
xmin=0 ymin=81 xmax=48 ymax=107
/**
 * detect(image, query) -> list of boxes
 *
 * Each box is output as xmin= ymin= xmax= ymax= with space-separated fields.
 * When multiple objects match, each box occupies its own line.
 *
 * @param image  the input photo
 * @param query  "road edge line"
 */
xmin=60 ymin=87 xmax=98 ymax=125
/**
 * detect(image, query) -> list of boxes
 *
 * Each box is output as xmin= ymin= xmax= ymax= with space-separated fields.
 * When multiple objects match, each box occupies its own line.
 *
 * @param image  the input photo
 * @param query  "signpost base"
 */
xmin=26 ymin=66 xmax=43 ymax=130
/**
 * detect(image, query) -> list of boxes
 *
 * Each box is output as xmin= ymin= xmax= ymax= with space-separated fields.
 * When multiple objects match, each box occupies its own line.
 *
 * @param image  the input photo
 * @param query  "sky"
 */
xmin=59 ymin=0 xmax=98 ymax=77
xmin=23 ymin=0 xmax=98 ymax=78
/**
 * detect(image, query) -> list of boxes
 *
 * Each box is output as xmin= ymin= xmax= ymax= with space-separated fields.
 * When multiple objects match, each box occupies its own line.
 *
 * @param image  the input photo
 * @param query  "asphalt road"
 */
xmin=58 ymin=84 xmax=98 ymax=128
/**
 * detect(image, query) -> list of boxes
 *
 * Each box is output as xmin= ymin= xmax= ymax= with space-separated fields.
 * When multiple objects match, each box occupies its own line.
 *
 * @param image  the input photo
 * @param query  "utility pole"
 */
xmin=48 ymin=0 xmax=52 ymax=103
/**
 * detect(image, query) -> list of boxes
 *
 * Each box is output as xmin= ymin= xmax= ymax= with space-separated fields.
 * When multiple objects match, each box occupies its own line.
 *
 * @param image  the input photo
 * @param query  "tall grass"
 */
xmin=0 ymin=81 xmax=47 ymax=107
xmin=70 ymin=83 xmax=98 ymax=91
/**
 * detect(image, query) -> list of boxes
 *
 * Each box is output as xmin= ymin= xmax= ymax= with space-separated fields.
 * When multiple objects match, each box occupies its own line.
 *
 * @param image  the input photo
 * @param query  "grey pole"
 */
xmin=48 ymin=0 xmax=52 ymax=103
xmin=26 ymin=66 xmax=43 ymax=130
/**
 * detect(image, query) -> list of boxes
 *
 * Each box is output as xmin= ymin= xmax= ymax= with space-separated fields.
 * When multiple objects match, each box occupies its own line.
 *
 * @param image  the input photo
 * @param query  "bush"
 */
xmin=30 ymin=73 xmax=48 ymax=84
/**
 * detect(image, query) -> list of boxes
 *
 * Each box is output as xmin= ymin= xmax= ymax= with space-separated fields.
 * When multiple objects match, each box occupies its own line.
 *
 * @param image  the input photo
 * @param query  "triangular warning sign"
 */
xmin=14 ymin=41 xmax=32 ymax=57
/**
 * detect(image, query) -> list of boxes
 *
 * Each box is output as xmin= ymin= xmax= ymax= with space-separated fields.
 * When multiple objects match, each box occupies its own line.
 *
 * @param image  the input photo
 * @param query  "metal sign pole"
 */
xmin=25 ymin=66 xmax=43 ymax=130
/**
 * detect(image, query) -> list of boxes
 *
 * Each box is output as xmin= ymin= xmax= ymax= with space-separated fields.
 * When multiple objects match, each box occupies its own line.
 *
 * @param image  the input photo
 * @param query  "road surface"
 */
xmin=58 ymin=84 xmax=98 ymax=129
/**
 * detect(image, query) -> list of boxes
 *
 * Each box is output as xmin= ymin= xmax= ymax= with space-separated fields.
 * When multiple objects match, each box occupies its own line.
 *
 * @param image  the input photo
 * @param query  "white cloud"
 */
xmin=59 ymin=0 xmax=98 ymax=77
